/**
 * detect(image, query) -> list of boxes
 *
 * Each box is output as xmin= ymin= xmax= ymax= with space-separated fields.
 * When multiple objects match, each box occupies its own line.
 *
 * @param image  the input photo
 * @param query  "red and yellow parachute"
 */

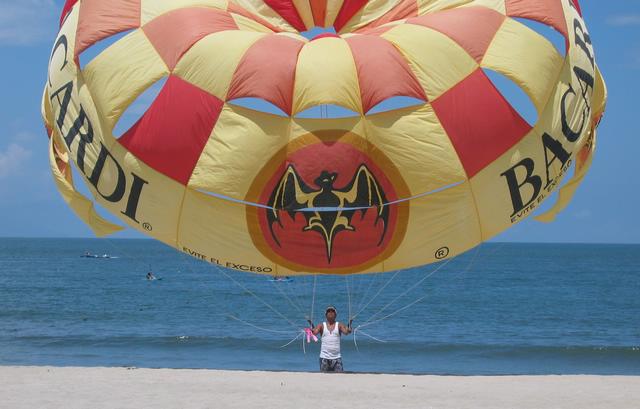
xmin=43 ymin=0 xmax=606 ymax=275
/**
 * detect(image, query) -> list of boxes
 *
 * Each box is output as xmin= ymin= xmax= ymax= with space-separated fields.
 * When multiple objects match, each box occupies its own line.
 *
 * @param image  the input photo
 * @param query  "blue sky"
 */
xmin=0 ymin=0 xmax=638 ymax=243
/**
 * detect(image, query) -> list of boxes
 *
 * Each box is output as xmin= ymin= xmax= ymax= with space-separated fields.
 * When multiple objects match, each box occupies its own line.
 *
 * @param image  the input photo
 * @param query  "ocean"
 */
xmin=0 ymin=238 xmax=638 ymax=375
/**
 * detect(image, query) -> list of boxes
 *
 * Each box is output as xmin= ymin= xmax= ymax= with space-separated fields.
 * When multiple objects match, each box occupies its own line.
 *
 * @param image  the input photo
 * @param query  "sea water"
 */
xmin=0 ymin=238 xmax=638 ymax=375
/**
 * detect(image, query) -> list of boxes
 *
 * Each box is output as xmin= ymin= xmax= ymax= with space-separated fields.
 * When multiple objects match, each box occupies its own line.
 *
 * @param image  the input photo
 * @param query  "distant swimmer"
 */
xmin=146 ymin=272 xmax=157 ymax=281
xmin=308 ymin=306 xmax=353 ymax=373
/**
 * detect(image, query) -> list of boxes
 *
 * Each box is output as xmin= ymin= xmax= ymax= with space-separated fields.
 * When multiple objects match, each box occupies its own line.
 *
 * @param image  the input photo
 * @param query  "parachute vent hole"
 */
xmin=296 ymin=104 xmax=360 ymax=119
xmin=114 ymin=76 xmax=168 ymax=138
xmin=78 ymin=29 xmax=136 ymax=70
xmin=512 ymin=17 xmax=567 ymax=57
xmin=482 ymin=68 xmax=538 ymax=127
xmin=301 ymin=26 xmax=337 ymax=40
xmin=228 ymin=98 xmax=289 ymax=117
xmin=366 ymin=96 xmax=426 ymax=115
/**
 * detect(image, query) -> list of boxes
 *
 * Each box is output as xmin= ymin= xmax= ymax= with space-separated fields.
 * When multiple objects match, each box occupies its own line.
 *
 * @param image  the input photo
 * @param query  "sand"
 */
xmin=1 ymin=366 xmax=639 ymax=409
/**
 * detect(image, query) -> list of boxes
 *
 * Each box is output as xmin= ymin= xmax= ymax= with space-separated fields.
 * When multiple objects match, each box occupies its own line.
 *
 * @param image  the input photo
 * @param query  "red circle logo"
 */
xmin=246 ymin=131 xmax=409 ymax=274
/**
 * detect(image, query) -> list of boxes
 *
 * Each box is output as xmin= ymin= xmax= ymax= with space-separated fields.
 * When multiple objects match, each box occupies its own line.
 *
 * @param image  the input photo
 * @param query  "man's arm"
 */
xmin=339 ymin=320 xmax=353 ymax=335
xmin=311 ymin=323 xmax=323 ymax=336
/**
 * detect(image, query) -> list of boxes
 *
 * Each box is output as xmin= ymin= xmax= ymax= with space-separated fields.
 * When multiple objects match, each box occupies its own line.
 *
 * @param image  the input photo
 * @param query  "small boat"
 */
xmin=268 ymin=276 xmax=294 ymax=283
xmin=81 ymin=253 xmax=116 ymax=259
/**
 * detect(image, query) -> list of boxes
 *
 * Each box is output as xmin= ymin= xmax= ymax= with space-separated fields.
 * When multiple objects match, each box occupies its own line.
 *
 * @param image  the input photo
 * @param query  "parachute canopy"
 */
xmin=43 ymin=0 xmax=606 ymax=275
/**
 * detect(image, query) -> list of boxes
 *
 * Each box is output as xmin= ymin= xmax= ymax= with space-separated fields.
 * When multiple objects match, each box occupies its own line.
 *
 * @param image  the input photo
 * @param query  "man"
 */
xmin=308 ymin=306 xmax=352 ymax=373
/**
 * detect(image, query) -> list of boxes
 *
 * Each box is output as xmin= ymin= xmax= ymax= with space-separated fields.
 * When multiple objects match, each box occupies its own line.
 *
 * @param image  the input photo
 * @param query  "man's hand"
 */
xmin=340 ymin=320 xmax=353 ymax=335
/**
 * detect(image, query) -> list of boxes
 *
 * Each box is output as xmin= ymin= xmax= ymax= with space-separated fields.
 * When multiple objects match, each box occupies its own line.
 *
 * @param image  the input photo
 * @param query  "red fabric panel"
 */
xmin=227 ymin=35 xmax=304 ymax=115
xmin=311 ymin=33 xmax=340 ymax=40
xmin=310 ymin=0 xmax=328 ymax=27
xmin=355 ymin=0 xmax=418 ymax=32
xmin=60 ymin=0 xmax=79 ymax=26
xmin=119 ymin=76 xmax=224 ymax=185
xmin=143 ymin=8 xmax=238 ymax=71
xmin=408 ymin=7 xmax=505 ymax=62
xmin=346 ymin=35 xmax=426 ymax=113
xmin=431 ymin=69 xmax=531 ymax=178
xmin=262 ymin=0 xmax=306 ymax=31
xmin=357 ymin=25 xmax=396 ymax=36
xmin=227 ymin=3 xmax=281 ymax=32
xmin=333 ymin=0 xmax=370 ymax=32
xmin=75 ymin=0 xmax=141 ymax=56
xmin=506 ymin=0 xmax=568 ymax=40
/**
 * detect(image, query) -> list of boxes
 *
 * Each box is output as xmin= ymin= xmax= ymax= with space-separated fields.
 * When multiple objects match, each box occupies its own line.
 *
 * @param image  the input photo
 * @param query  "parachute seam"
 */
xmin=175 ymin=185 xmax=189 ymax=249
xmin=428 ymin=98 xmax=485 ymax=242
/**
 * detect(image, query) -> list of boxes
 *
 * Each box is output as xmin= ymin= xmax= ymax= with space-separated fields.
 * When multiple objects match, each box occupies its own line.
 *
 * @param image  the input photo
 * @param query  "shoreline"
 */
xmin=2 ymin=366 xmax=639 ymax=409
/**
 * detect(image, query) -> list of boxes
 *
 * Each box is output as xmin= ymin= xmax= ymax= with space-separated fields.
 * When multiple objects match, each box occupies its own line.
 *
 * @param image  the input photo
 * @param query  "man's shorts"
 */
xmin=319 ymin=357 xmax=343 ymax=372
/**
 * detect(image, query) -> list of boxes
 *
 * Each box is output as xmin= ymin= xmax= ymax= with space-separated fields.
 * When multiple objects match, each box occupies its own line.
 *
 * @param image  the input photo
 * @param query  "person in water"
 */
xmin=146 ymin=271 xmax=156 ymax=280
xmin=308 ymin=306 xmax=352 ymax=372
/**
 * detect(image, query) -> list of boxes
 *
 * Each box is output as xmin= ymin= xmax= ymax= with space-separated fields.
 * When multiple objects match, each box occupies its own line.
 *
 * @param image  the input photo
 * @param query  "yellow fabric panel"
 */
xmin=140 ymin=0 xmax=228 ymax=24
xmin=382 ymin=24 xmax=478 ymax=101
xmin=593 ymin=66 xmax=607 ymax=119
xmin=173 ymin=30 xmax=266 ymax=100
xmin=178 ymin=189 xmax=277 ymax=273
xmin=189 ymin=104 xmax=292 ymax=199
xmin=462 ymin=0 xmax=505 ymax=14
xmin=364 ymin=104 xmax=467 ymax=196
xmin=92 ymin=140 xmax=185 ymax=245
xmin=291 ymin=115 xmax=365 ymax=140
xmin=383 ymin=182 xmax=481 ymax=271
xmin=48 ymin=132 xmax=124 ymax=237
xmin=74 ymin=76 xmax=183 ymax=244
xmin=417 ymin=0 xmax=474 ymax=14
xmin=292 ymin=0 xmax=315 ymax=30
xmin=535 ymin=130 xmax=596 ymax=223
xmin=231 ymin=13 xmax=275 ymax=33
xmin=82 ymin=30 xmax=168 ymax=131
xmin=469 ymin=59 xmax=595 ymax=240
xmin=45 ymin=13 xmax=123 ymax=238
xmin=338 ymin=0 xmax=404 ymax=33
xmin=277 ymin=32 xmax=308 ymax=42
xmin=232 ymin=0 xmax=297 ymax=31
xmin=41 ymin=88 xmax=53 ymax=130
xmin=292 ymin=37 xmax=363 ymax=114
xmin=482 ymin=18 xmax=564 ymax=114
xmin=324 ymin=0 xmax=345 ymax=27
xmin=469 ymin=128 xmax=543 ymax=240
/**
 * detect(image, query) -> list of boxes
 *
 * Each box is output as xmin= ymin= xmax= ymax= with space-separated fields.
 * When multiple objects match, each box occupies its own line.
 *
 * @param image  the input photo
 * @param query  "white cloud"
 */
xmin=606 ymin=15 xmax=640 ymax=27
xmin=0 ymin=0 xmax=58 ymax=46
xmin=0 ymin=143 xmax=32 ymax=178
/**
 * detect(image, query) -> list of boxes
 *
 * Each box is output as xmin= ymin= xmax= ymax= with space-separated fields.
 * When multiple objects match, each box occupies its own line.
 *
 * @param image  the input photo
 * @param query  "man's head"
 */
xmin=325 ymin=306 xmax=337 ymax=322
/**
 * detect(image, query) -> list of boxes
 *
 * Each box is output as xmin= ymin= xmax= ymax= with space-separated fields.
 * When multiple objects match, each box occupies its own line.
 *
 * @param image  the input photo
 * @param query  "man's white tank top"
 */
xmin=320 ymin=321 xmax=341 ymax=359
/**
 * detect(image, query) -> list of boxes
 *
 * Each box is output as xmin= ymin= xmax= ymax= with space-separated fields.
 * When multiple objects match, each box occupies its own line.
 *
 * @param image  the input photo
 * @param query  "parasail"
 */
xmin=43 ymin=0 xmax=606 ymax=276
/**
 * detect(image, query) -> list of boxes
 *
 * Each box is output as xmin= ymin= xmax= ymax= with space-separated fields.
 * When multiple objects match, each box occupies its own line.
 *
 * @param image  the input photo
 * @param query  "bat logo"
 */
xmin=267 ymin=164 xmax=389 ymax=262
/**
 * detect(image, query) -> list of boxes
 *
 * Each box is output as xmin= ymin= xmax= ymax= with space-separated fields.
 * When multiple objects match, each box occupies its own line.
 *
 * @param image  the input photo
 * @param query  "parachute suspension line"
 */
xmin=309 ymin=274 xmax=317 ymax=322
xmin=345 ymin=275 xmax=352 ymax=321
xmin=355 ymin=293 xmax=430 ymax=332
xmin=352 ymin=272 xmax=384 ymax=321
xmin=351 ymin=269 xmax=402 ymax=321
xmin=356 ymin=245 xmax=483 ymax=333
xmin=280 ymin=331 xmax=304 ymax=348
xmin=357 ymin=256 xmax=455 ymax=329
xmin=356 ymin=329 xmax=388 ymax=343
xmin=450 ymin=244 xmax=482 ymax=281
xmin=268 ymin=278 xmax=306 ymax=317
xmin=213 ymin=265 xmax=300 ymax=330
xmin=227 ymin=314 xmax=298 ymax=335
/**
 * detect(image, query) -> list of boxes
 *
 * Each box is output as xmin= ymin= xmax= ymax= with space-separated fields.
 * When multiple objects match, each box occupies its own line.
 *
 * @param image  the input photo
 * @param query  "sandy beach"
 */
xmin=1 ymin=366 xmax=639 ymax=409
